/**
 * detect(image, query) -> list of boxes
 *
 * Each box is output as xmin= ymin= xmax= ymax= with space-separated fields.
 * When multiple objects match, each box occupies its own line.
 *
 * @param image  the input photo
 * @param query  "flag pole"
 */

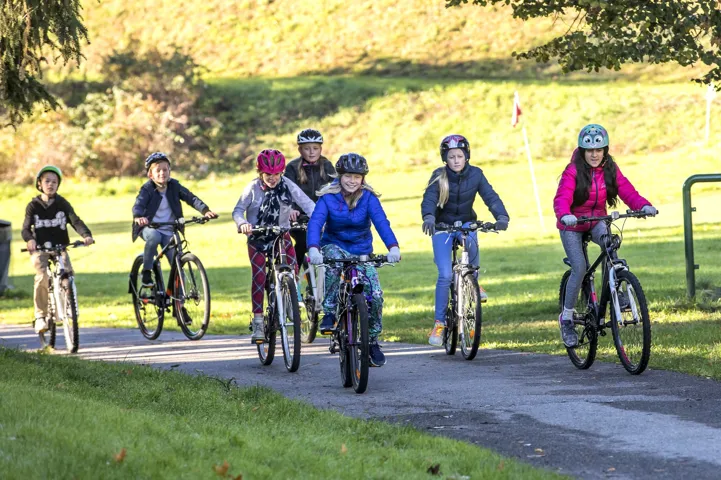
xmin=514 ymin=91 xmax=545 ymax=232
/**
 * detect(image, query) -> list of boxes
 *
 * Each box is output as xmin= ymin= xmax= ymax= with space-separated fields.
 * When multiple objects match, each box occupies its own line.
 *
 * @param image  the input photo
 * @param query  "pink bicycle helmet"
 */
xmin=256 ymin=149 xmax=286 ymax=174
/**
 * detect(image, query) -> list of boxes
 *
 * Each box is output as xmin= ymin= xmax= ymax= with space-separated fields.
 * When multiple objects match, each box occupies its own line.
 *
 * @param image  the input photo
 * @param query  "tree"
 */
xmin=446 ymin=0 xmax=721 ymax=87
xmin=0 ymin=0 xmax=88 ymax=126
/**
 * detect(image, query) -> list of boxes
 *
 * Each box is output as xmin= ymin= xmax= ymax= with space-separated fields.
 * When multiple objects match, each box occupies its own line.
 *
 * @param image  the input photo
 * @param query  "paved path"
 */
xmin=2 ymin=324 xmax=720 ymax=479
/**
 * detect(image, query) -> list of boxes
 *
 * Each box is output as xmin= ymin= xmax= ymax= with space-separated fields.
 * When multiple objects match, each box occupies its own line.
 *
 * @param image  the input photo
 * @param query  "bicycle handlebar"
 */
xmin=436 ymin=221 xmax=498 ymax=233
xmin=577 ymin=209 xmax=658 ymax=223
xmin=149 ymin=216 xmax=215 ymax=229
xmin=21 ymin=240 xmax=86 ymax=253
xmin=321 ymin=254 xmax=392 ymax=267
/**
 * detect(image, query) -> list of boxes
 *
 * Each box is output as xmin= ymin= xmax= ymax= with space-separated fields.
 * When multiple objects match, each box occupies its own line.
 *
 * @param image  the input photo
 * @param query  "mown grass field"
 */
xmin=0 ymin=348 xmax=566 ymax=479
xmin=2 ymin=124 xmax=720 ymax=378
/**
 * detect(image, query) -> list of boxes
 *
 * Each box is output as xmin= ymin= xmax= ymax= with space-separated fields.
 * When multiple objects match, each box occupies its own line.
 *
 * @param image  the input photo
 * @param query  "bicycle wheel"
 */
xmin=299 ymin=265 xmax=318 ymax=344
xmin=338 ymin=312 xmax=353 ymax=388
xmin=348 ymin=294 xmax=370 ymax=394
xmin=60 ymin=278 xmax=79 ymax=353
xmin=257 ymin=288 xmax=277 ymax=366
xmin=175 ymin=253 xmax=211 ymax=340
xmin=559 ymin=270 xmax=597 ymax=369
xmin=444 ymin=285 xmax=458 ymax=355
xmin=40 ymin=278 xmax=57 ymax=349
xmin=610 ymin=270 xmax=651 ymax=374
xmin=279 ymin=276 xmax=302 ymax=372
xmin=459 ymin=273 xmax=482 ymax=361
xmin=130 ymin=255 xmax=165 ymax=340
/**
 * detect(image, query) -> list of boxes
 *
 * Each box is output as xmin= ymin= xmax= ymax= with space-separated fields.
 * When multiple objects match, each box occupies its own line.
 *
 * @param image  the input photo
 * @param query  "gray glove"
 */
xmin=387 ymin=246 xmax=401 ymax=263
xmin=494 ymin=215 xmax=509 ymax=231
xmin=422 ymin=215 xmax=435 ymax=236
xmin=308 ymin=247 xmax=323 ymax=265
xmin=641 ymin=205 xmax=657 ymax=216
xmin=560 ymin=215 xmax=578 ymax=227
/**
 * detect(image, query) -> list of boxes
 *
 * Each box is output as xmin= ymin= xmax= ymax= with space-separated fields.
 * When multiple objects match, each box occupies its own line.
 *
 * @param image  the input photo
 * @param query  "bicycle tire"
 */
xmin=610 ymin=270 xmax=651 ymax=374
xmin=299 ymin=266 xmax=318 ymax=344
xmin=459 ymin=273 xmax=482 ymax=360
xmin=176 ymin=253 xmax=211 ymax=341
xmin=559 ymin=270 xmax=597 ymax=369
xmin=41 ymin=278 xmax=57 ymax=349
xmin=349 ymin=294 xmax=369 ymax=394
xmin=60 ymin=278 xmax=79 ymax=353
xmin=444 ymin=285 xmax=458 ymax=355
xmin=338 ymin=312 xmax=353 ymax=387
xmin=257 ymin=288 xmax=277 ymax=366
xmin=130 ymin=255 xmax=165 ymax=340
xmin=279 ymin=276 xmax=302 ymax=372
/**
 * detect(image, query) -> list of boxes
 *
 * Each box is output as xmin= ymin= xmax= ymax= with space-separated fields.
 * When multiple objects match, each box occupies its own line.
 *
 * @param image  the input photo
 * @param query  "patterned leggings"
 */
xmin=248 ymin=233 xmax=297 ymax=314
xmin=321 ymin=244 xmax=384 ymax=341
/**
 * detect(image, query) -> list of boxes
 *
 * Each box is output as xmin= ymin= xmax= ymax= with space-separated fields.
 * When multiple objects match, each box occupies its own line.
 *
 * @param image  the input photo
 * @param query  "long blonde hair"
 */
xmin=317 ymin=175 xmax=381 ymax=210
xmin=424 ymin=168 xmax=449 ymax=208
xmin=297 ymin=157 xmax=332 ymax=185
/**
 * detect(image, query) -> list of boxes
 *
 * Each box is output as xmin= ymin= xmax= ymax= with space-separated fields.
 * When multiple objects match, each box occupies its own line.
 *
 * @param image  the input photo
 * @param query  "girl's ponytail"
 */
xmin=425 ymin=168 xmax=449 ymax=208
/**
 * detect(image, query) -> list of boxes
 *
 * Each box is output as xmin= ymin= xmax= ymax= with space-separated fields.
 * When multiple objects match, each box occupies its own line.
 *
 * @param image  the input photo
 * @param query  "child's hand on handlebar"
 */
xmin=204 ymin=211 xmax=219 ymax=220
xmin=289 ymin=210 xmax=300 ymax=222
xmin=26 ymin=239 xmax=37 ymax=254
xmin=560 ymin=214 xmax=578 ymax=227
xmin=309 ymin=247 xmax=323 ymax=265
xmin=135 ymin=217 xmax=149 ymax=226
xmin=83 ymin=236 xmax=95 ymax=246
xmin=239 ymin=223 xmax=253 ymax=235
xmin=387 ymin=246 xmax=401 ymax=263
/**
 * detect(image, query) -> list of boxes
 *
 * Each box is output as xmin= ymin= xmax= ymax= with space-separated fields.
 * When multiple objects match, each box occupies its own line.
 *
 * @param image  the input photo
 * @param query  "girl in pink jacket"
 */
xmin=552 ymin=124 xmax=657 ymax=348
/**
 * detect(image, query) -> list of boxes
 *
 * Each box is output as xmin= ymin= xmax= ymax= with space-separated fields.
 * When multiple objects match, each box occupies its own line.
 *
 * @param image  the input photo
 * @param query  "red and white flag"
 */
xmin=511 ymin=91 xmax=522 ymax=127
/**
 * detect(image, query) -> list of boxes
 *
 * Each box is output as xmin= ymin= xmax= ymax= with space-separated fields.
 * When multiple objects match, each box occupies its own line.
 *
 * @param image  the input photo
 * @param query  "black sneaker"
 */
xmin=319 ymin=314 xmax=336 ymax=334
xmin=141 ymin=270 xmax=154 ymax=288
xmin=559 ymin=314 xmax=579 ymax=348
xmin=369 ymin=341 xmax=386 ymax=367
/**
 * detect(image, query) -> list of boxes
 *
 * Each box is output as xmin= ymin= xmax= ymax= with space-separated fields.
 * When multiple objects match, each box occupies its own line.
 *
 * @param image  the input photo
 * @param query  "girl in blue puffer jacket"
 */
xmin=420 ymin=134 xmax=510 ymax=347
xmin=307 ymin=153 xmax=400 ymax=367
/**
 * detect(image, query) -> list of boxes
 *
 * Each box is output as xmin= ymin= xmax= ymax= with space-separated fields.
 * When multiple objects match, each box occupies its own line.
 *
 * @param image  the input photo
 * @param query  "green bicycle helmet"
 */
xmin=36 ymin=166 xmax=63 ymax=192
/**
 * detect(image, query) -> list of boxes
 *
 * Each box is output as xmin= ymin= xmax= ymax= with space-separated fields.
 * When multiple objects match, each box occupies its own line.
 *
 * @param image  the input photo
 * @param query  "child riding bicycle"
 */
xmin=132 ymin=152 xmax=218 ymax=290
xmin=21 ymin=166 xmax=94 ymax=334
xmin=232 ymin=149 xmax=316 ymax=343
xmin=420 ymin=135 xmax=509 ymax=347
xmin=553 ymin=124 xmax=657 ymax=348
xmin=284 ymin=128 xmax=336 ymax=263
xmin=307 ymin=153 xmax=401 ymax=367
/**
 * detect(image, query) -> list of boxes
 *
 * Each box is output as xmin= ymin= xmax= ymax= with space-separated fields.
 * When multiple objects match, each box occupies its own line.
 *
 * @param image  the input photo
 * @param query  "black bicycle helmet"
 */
xmin=335 ymin=153 xmax=369 ymax=175
xmin=145 ymin=152 xmax=170 ymax=171
xmin=297 ymin=128 xmax=324 ymax=144
xmin=439 ymin=134 xmax=471 ymax=163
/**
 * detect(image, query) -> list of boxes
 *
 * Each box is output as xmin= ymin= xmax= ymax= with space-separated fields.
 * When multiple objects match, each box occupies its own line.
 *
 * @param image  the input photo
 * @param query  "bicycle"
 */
xmin=435 ymin=221 xmax=498 ymax=361
xmin=292 ymin=221 xmax=325 ymax=344
xmin=325 ymin=254 xmax=392 ymax=394
xmin=21 ymin=240 xmax=88 ymax=353
xmin=251 ymin=225 xmax=302 ymax=373
xmin=558 ymin=210 xmax=654 ymax=374
xmin=128 ymin=216 xmax=213 ymax=341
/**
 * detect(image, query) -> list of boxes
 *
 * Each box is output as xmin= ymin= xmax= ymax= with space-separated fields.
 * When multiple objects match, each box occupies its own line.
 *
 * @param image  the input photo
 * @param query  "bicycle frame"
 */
xmin=254 ymin=227 xmax=297 ymax=337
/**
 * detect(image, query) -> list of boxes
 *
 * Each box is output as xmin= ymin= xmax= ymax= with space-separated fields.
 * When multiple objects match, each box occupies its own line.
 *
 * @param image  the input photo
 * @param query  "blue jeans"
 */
xmin=141 ymin=228 xmax=174 ymax=271
xmin=432 ymin=226 xmax=479 ymax=322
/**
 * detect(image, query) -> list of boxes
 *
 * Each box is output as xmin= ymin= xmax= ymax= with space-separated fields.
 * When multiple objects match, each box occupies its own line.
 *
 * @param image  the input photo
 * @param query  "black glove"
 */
xmin=494 ymin=215 xmax=509 ymax=231
xmin=422 ymin=215 xmax=436 ymax=236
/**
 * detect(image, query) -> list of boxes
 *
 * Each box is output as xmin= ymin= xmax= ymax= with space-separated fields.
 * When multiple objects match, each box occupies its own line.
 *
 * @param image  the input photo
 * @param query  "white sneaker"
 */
xmin=251 ymin=316 xmax=265 ymax=344
xmin=34 ymin=317 xmax=48 ymax=334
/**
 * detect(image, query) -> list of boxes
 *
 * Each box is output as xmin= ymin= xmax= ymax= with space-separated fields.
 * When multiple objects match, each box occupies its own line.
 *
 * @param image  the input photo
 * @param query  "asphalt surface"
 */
xmin=2 ymin=324 xmax=720 ymax=479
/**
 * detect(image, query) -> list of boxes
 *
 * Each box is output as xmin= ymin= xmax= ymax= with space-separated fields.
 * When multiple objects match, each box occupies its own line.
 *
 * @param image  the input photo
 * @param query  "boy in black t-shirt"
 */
xmin=21 ymin=166 xmax=94 ymax=334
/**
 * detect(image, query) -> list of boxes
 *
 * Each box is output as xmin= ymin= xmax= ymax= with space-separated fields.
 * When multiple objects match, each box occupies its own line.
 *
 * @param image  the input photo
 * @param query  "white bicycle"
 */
xmin=292 ymin=222 xmax=325 ymax=344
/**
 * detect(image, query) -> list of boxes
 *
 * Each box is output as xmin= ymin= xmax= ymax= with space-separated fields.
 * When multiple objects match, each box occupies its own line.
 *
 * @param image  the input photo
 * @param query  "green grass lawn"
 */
xmin=0 ymin=348 xmax=566 ymax=479
xmin=2 ymin=147 xmax=721 ymax=378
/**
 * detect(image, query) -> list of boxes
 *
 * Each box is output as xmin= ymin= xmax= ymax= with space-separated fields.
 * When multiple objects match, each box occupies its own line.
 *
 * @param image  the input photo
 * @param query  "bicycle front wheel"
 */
xmin=257 ymin=288 xmax=277 ymax=366
xmin=459 ymin=274 xmax=482 ymax=361
xmin=610 ymin=270 xmax=651 ymax=374
xmin=349 ymin=294 xmax=369 ymax=394
xmin=40 ymin=279 xmax=57 ymax=349
xmin=444 ymin=286 xmax=458 ymax=356
xmin=175 ymin=253 xmax=211 ymax=340
xmin=559 ymin=270 xmax=597 ymax=369
xmin=279 ymin=276 xmax=302 ymax=372
xmin=130 ymin=255 xmax=165 ymax=340
xmin=60 ymin=278 xmax=79 ymax=353
xmin=299 ymin=266 xmax=318 ymax=344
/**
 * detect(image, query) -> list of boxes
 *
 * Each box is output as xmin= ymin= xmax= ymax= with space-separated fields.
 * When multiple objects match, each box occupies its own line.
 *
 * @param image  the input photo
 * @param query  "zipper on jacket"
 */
xmin=591 ymin=170 xmax=599 ymax=219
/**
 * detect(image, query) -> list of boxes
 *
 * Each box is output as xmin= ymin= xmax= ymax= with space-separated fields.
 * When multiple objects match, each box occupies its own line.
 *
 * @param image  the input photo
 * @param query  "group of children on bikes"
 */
xmin=22 ymin=123 xmax=657 ymax=359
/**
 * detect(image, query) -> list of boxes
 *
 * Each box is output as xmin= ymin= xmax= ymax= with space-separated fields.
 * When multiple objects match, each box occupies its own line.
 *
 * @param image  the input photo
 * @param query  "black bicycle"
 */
xmin=558 ymin=210 xmax=654 ymax=374
xmin=128 ymin=216 xmax=212 ymax=341
xmin=251 ymin=225 xmax=302 ymax=373
xmin=325 ymin=254 xmax=391 ymax=394
xmin=436 ymin=221 xmax=498 ymax=361
xmin=21 ymin=240 xmax=89 ymax=353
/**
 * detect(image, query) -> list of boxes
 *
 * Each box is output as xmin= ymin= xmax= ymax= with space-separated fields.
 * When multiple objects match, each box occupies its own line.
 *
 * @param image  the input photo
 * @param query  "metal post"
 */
xmin=682 ymin=174 xmax=721 ymax=298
